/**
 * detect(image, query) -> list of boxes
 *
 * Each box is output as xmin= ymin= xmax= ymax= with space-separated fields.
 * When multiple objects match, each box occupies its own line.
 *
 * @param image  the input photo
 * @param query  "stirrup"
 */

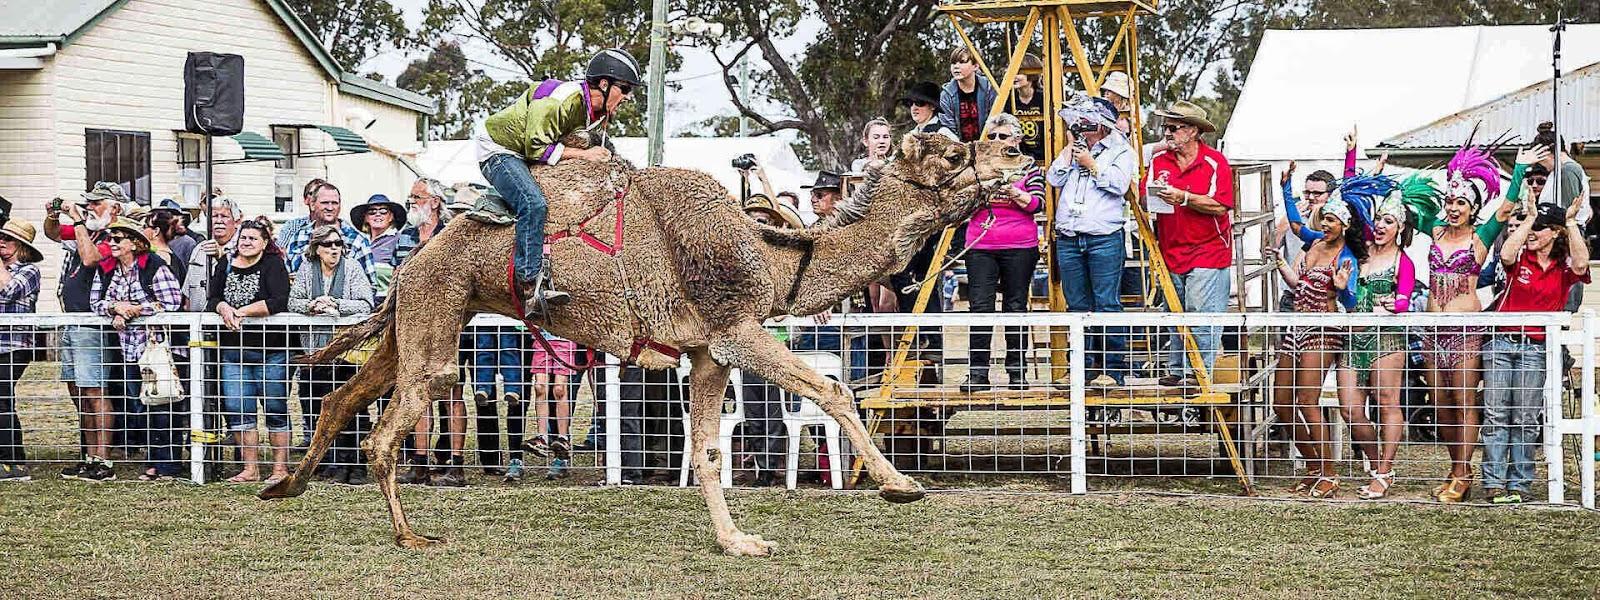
xmin=1356 ymin=470 xmax=1395 ymax=500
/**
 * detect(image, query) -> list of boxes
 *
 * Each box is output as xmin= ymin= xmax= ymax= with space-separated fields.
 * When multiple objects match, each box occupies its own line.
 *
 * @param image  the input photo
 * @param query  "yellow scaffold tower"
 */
xmin=853 ymin=0 xmax=1256 ymax=495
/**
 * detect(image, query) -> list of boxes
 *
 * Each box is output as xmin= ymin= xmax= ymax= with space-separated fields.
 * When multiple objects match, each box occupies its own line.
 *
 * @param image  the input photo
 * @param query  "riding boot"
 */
xmin=518 ymin=268 xmax=571 ymax=320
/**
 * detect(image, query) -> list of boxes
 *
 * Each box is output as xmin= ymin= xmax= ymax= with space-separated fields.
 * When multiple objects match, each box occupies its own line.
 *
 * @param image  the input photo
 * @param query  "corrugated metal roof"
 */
xmin=1381 ymin=60 xmax=1600 ymax=148
xmin=1224 ymin=24 xmax=1600 ymax=161
xmin=0 ymin=0 xmax=120 ymax=42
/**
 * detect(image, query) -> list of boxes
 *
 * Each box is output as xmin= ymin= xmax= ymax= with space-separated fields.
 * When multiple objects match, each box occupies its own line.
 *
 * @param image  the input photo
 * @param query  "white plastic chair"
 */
xmin=784 ymin=352 xmax=846 ymax=490
xmin=677 ymin=359 xmax=745 ymax=488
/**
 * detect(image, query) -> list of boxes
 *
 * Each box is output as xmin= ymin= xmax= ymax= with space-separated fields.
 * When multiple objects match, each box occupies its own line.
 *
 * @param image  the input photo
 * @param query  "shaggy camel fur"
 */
xmin=260 ymin=133 xmax=1033 ymax=556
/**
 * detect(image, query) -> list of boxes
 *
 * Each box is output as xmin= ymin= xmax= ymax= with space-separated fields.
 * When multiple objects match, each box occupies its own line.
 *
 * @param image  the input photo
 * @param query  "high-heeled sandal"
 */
xmin=1435 ymin=477 xmax=1472 ymax=503
xmin=1357 ymin=470 xmax=1395 ymax=500
xmin=1308 ymin=476 xmax=1339 ymax=499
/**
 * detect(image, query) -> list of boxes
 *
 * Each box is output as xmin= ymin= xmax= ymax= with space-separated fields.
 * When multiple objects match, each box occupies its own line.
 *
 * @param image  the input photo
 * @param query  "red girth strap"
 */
xmin=545 ymin=187 xmax=626 ymax=255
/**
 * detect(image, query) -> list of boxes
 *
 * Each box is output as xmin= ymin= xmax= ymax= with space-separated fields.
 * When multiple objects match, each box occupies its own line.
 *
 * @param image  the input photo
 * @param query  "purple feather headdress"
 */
xmin=1445 ymin=124 xmax=1511 ymax=206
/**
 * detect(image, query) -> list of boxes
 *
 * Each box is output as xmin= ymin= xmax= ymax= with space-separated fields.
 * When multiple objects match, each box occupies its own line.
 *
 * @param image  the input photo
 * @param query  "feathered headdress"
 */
xmin=1335 ymin=172 xmax=1398 ymax=240
xmin=1397 ymin=172 xmax=1444 ymax=233
xmin=1444 ymin=124 xmax=1511 ymax=206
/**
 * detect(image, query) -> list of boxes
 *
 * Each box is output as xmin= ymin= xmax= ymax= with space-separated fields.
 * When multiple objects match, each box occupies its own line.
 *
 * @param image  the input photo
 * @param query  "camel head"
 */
xmin=824 ymin=133 xmax=1033 ymax=230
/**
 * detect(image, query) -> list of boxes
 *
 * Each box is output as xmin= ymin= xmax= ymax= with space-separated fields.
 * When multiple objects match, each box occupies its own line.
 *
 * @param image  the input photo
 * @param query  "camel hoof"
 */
xmin=878 ymin=481 xmax=926 ymax=504
xmin=720 ymin=532 xmax=777 ymax=557
xmin=395 ymin=533 xmax=446 ymax=550
xmin=257 ymin=475 xmax=307 ymax=500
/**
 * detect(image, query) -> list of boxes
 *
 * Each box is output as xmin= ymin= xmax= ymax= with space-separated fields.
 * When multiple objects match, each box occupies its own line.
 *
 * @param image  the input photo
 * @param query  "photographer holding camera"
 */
xmin=732 ymin=153 xmax=776 ymax=205
xmin=1047 ymin=96 xmax=1137 ymax=389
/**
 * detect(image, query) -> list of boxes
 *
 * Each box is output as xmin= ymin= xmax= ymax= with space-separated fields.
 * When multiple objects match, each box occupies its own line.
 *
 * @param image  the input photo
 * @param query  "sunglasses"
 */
xmin=1162 ymin=124 xmax=1190 ymax=133
xmin=987 ymin=132 xmax=1013 ymax=141
xmin=109 ymin=234 xmax=134 ymax=243
xmin=316 ymin=240 xmax=345 ymax=249
xmin=367 ymin=208 xmax=391 ymax=216
xmin=612 ymin=82 xmax=634 ymax=95
xmin=1528 ymin=177 xmax=1549 ymax=185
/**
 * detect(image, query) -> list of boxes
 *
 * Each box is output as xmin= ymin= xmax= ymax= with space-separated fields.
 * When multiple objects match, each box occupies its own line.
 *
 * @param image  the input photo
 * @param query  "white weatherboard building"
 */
xmin=0 ymin=0 xmax=434 ymax=308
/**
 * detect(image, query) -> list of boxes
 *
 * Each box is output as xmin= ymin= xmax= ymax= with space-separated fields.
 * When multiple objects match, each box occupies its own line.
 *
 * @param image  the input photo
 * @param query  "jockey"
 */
xmin=475 ymin=48 xmax=643 ymax=318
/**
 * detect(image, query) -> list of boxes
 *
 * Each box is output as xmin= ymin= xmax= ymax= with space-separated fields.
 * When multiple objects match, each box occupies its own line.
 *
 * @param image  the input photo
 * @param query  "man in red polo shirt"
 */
xmin=1142 ymin=100 xmax=1234 ymax=388
xmin=1481 ymin=201 xmax=1588 ymax=504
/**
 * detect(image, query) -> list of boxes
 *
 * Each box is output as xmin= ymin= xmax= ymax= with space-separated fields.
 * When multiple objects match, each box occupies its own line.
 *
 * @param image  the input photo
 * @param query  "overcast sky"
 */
xmin=361 ymin=1 xmax=819 ymax=138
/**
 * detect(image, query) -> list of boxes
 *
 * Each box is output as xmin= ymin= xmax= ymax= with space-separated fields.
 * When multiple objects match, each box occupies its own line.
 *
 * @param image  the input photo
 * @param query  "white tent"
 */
xmin=416 ymin=136 xmax=816 ymax=217
xmin=1225 ymin=23 xmax=1600 ymax=168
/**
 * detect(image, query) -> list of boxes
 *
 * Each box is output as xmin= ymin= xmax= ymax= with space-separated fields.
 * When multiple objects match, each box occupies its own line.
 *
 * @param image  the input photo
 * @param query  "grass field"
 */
xmin=5 ymin=477 xmax=1600 ymax=599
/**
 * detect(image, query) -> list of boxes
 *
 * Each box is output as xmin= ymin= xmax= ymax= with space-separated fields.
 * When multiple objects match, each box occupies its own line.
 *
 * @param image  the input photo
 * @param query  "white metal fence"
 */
xmin=4 ymin=311 xmax=1596 ymax=507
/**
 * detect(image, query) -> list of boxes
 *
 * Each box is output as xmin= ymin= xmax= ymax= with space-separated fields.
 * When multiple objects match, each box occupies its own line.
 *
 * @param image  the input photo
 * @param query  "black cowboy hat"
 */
xmin=351 ymin=194 xmax=408 ymax=233
xmin=802 ymin=170 xmax=843 ymax=191
xmin=900 ymin=81 xmax=940 ymax=107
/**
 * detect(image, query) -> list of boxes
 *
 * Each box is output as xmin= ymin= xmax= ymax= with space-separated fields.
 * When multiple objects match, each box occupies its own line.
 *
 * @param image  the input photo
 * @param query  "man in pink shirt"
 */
xmin=1144 ymin=101 xmax=1235 ymax=388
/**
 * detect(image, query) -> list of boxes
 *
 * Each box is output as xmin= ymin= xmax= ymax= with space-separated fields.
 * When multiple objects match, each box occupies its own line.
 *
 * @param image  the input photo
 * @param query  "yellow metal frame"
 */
xmin=853 ymin=0 xmax=1255 ymax=495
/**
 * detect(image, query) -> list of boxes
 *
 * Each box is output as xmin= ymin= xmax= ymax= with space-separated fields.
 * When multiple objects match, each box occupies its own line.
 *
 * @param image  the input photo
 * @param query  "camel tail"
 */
xmin=296 ymin=290 xmax=398 ymax=365
xmin=259 ymin=295 xmax=400 ymax=500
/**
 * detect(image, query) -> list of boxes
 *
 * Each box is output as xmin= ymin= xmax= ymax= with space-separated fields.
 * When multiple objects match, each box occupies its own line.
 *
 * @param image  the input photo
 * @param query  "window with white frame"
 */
xmin=176 ymin=134 xmax=207 ymax=209
xmin=272 ymin=126 xmax=300 ymax=212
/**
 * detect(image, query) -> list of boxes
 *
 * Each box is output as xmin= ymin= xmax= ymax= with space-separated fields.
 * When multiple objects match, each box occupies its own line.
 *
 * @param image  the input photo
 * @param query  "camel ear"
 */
xmin=900 ymin=133 xmax=925 ymax=162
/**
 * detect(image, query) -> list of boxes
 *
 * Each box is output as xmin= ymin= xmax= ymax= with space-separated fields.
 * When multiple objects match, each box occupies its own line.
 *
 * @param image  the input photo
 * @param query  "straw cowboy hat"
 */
xmin=1153 ymin=100 xmax=1217 ymax=133
xmin=741 ymin=194 xmax=805 ymax=229
xmin=0 ymin=219 xmax=44 ymax=264
xmin=105 ymin=218 xmax=151 ymax=247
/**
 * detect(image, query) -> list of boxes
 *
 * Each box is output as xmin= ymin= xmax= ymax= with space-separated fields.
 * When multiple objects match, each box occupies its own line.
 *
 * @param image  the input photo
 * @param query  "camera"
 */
xmin=731 ymin=153 xmax=758 ymax=171
xmin=1068 ymin=120 xmax=1098 ymax=135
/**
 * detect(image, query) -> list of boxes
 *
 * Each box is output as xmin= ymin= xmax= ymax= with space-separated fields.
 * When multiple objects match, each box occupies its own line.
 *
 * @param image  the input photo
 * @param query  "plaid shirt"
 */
xmin=0 ymin=261 xmax=40 ymax=353
xmin=277 ymin=217 xmax=376 ymax=284
xmin=89 ymin=255 xmax=184 ymax=360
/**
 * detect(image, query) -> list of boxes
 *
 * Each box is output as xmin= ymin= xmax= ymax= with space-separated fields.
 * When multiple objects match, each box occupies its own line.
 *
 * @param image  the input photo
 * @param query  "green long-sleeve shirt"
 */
xmin=483 ymin=80 xmax=593 ymax=163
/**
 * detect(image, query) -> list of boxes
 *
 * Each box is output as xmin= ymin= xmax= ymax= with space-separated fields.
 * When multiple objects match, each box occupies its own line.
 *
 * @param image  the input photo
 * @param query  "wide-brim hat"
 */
xmin=105 ymin=218 xmax=150 ymax=246
xmin=802 ymin=170 xmax=843 ymax=191
xmin=351 ymin=194 xmax=408 ymax=233
xmin=741 ymin=194 xmax=805 ymax=229
xmin=1101 ymin=71 xmax=1133 ymax=102
xmin=0 ymin=219 xmax=44 ymax=263
xmin=1152 ymin=100 xmax=1217 ymax=133
xmin=900 ymin=81 xmax=941 ymax=107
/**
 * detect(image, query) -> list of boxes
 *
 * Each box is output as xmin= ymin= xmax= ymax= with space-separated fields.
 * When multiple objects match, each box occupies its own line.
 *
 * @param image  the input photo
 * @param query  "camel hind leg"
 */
xmin=712 ymin=321 xmax=924 ymax=502
xmin=260 ymin=332 xmax=397 ymax=500
xmin=367 ymin=363 xmax=456 ymax=549
xmin=684 ymin=348 xmax=776 ymax=557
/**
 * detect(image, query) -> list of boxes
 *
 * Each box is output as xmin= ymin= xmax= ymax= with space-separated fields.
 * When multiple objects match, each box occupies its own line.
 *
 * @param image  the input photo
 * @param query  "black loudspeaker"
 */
xmin=183 ymin=52 xmax=245 ymax=136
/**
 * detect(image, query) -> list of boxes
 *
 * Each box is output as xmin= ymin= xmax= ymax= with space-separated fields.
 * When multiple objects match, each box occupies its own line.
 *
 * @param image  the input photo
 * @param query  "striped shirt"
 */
xmin=0 ymin=262 xmax=40 ymax=353
xmin=89 ymin=256 xmax=184 ymax=359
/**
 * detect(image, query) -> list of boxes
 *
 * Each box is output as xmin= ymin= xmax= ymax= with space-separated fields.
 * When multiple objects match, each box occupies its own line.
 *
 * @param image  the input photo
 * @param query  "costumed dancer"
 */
xmin=1335 ymin=173 xmax=1424 ymax=499
xmin=1417 ymin=136 xmax=1515 ymax=503
xmin=1264 ymin=187 xmax=1364 ymax=498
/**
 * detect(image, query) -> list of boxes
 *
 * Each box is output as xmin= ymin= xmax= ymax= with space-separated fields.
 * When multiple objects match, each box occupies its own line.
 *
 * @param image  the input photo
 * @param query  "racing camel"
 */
xmin=260 ymin=133 xmax=1033 ymax=556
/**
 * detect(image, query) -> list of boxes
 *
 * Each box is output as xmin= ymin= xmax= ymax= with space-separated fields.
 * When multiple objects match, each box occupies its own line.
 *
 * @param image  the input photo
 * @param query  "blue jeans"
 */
xmin=1166 ymin=267 xmax=1230 ymax=378
xmin=482 ymin=152 xmax=548 ymax=283
xmin=220 ymin=349 xmax=291 ymax=432
xmin=1482 ymin=336 xmax=1546 ymax=493
xmin=1057 ymin=232 xmax=1127 ymax=382
xmin=473 ymin=331 xmax=526 ymax=400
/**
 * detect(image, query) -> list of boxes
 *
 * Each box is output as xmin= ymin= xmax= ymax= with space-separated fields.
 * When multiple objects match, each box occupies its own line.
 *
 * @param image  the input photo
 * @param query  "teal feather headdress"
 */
xmin=1398 ymin=172 xmax=1444 ymax=233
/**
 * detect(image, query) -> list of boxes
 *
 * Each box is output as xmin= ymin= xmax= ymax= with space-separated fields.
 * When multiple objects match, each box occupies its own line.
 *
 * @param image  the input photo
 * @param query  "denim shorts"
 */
xmin=220 ymin=349 xmax=292 ymax=433
xmin=59 ymin=326 xmax=108 ymax=388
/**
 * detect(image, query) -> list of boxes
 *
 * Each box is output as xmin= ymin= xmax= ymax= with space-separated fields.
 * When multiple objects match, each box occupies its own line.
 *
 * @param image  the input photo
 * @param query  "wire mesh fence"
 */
xmin=3 ymin=311 xmax=1595 ymax=506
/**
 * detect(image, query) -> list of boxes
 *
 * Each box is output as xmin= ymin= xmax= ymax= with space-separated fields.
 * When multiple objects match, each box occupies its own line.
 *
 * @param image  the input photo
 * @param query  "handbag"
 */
xmin=337 ymin=332 xmax=380 ymax=366
xmin=138 ymin=333 xmax=185 ymax=407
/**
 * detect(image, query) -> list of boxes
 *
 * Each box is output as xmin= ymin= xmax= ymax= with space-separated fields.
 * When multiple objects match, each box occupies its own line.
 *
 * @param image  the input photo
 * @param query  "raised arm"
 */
xmin=1500 ymin=212 xmax=1534 ymax=267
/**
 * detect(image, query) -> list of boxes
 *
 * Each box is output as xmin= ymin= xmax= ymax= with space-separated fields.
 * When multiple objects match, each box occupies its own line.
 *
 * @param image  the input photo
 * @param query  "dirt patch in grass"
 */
xmin=3 ymin=479 xmax=1599 ymax=599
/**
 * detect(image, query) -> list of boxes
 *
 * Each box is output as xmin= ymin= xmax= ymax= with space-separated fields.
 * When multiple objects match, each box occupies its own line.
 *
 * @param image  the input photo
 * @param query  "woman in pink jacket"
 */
xmin=960 ymin=113 xmax=1044 ymax=392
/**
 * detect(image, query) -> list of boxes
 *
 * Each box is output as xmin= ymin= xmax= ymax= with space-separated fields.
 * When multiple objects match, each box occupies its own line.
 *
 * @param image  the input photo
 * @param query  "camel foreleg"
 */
xmin=713 ymin=321 xmax=924 ymax=503
xmin=686 ymin=348 xmax=776 ymax=557
xmin=366 ymin=366 xmax=457 ymax=549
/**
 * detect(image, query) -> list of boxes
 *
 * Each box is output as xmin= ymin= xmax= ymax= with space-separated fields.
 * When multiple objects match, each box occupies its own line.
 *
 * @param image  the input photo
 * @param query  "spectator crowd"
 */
xmin=0 ymin=47 xmax=1591 ymax=509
